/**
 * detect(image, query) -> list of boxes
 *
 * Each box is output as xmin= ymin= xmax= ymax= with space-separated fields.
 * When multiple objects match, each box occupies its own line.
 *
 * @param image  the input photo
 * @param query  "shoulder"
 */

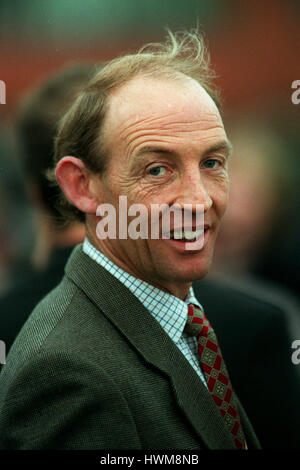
xmin=0 ymin=246 xmax=76 ymax=352
xmin=193 ymin=275 xmax=300 ymax=346
xmin=193 ymin=275 xmax=299 ymax=322
xmin=0 ymin=275 xmax=93 ymax=380
xmin=195 ymin=277 xmax=300 ymax=450
xmin=0 ymin=340 xmax=134 ymax=449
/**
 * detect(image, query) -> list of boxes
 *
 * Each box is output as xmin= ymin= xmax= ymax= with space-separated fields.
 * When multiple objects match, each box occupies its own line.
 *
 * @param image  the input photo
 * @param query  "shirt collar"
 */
xmin=82 ymin=237 xmax=203 ymax=344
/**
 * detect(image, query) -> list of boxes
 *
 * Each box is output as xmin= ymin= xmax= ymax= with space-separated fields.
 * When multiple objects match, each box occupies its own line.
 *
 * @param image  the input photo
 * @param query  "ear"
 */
xmin=55 ymin=156 xmax=100 ymax=215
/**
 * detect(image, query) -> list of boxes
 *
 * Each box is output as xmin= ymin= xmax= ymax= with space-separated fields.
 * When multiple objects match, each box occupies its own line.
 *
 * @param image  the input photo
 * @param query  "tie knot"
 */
xmin=184 ymin=303 xmax=207 ymax=337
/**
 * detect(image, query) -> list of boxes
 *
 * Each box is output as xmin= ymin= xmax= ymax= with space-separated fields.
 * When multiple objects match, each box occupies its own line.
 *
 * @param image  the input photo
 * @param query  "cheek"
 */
xmin=219 ymin=185 xmax=229 ymax=216
xmin=111 ymin=172 xmax=165 ymax=205
xmin=206 ymin=173 xmax=229 ymax=213
xmin=102 ymin=167 xmax=135 ymax=202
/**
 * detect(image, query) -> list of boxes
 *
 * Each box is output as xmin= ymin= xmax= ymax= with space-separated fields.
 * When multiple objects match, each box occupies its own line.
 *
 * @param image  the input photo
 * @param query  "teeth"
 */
xmin=171 ymin=229 xmax=203 ymax=240
xmin=183 ymin=230 xmax=202 ymax=240
xmin=173 ymin=230 xmax=183 ymax=239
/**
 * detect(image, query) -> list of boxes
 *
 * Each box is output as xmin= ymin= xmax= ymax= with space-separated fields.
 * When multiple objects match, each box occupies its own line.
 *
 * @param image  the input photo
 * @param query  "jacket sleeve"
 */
xmin=0 ymin=350 xmax=141 ymax=449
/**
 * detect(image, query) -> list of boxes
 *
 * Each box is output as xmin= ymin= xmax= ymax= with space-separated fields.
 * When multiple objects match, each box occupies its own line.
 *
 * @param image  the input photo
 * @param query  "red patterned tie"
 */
xmin=184 ymin=303 xmax=247 ymax=449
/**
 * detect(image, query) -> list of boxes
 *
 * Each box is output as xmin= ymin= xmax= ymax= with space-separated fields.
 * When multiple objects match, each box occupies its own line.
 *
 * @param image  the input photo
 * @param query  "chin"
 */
xmin=158 ymin=258 xmax=212 ymax=284
xmin=179 ymin=266 xmax=210 ymax=282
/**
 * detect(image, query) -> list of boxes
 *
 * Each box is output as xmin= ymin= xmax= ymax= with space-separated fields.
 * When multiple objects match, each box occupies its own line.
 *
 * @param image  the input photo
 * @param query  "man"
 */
xmin=0 ymin=30 xmax=265 ymax=449
xmin=0 ymin=64 xmax=96 ymax=354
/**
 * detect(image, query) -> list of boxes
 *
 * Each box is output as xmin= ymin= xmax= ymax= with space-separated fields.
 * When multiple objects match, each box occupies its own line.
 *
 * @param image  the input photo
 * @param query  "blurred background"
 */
xmin=0 ymin=0 xmax=299 ymax=302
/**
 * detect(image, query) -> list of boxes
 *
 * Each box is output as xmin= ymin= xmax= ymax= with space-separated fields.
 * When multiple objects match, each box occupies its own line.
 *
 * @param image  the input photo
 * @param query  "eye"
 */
xmin=202 ymin=159 xmax=221 ymax=169
xmin=148 ymin=166 xmax=166 ymax=176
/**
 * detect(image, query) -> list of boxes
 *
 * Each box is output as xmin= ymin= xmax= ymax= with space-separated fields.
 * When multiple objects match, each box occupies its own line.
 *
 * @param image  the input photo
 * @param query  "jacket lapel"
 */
xmin=65 ymin=244 xmax=237 ymax=449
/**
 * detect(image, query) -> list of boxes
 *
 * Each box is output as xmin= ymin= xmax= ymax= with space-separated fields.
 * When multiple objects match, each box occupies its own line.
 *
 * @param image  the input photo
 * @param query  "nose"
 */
xmin=174 ymin=167 xmax=213 ymax=213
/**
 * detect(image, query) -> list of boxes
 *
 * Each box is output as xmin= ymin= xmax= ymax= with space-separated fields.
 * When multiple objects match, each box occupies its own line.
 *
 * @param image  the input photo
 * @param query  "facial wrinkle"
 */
xmin=119 ymin=109 xmax=222 ymax=138
xmin=123 ymin=126 xmax=227 ymax=159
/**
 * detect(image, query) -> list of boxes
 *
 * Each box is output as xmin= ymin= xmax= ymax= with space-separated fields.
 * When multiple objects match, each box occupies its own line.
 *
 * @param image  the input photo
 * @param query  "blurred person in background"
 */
xmin=0 ymin=186 xmax=11 ymax=295
xmin=212 ymin=120 xmax=300 ymax=303
xmin=0 ymin=122 xmax=23 ymax=296
xmin=0 ymin=63 xmax=95 ymax=353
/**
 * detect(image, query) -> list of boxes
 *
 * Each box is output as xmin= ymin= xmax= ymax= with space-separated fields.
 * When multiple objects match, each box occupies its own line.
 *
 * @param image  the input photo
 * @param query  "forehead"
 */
xmin=102 ymin=74 xmax=225 ymax=154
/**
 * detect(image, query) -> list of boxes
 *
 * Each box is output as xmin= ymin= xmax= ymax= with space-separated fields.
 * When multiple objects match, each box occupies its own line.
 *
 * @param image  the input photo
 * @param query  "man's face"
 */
xmin=90 ymin=74 xmax=230 ymax=297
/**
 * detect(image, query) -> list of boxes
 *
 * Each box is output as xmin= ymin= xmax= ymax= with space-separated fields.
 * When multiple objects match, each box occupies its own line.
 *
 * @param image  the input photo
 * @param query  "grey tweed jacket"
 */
xmin=0 ymin=244 xmax=260 ymax=450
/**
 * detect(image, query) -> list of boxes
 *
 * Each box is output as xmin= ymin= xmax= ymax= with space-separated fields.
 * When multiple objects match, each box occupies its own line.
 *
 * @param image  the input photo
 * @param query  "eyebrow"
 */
xmin=134 ymin=146 xmax=173 ymax=157
xmin=134 ymin=140 xmax=233 ymax=159
xmin=203 ymin=140 xmax=233 ymax=158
